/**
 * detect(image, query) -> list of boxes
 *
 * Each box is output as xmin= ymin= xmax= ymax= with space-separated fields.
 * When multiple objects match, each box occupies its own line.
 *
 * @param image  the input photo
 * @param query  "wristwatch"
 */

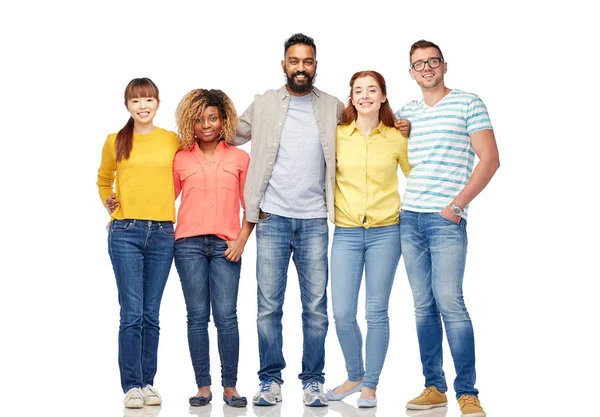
xmin=450 ymin=203 xmax=464 ymax=217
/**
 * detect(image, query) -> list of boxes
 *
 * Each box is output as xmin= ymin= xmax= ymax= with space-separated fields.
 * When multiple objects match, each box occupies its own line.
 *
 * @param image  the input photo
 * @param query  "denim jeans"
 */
xmin=330 ymin=225 xmax=401 ymax=390
xmin=255 ymin=213 xmax=329 ymax=384
xmin=108 ymin=219 xmax=174 ymax=393
xmin=174 ymin=235 xmax=241 ymax=388
xmin=400 ymin=211 xmax=479 ymax=399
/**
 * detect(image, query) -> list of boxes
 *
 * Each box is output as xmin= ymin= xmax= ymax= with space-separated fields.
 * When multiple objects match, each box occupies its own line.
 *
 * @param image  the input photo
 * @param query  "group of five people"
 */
xmin=96 ymin=33 xmax=499 ymax=417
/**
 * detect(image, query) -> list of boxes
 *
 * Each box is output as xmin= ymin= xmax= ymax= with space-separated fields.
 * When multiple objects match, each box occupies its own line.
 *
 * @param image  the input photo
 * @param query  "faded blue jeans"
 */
xmin=108 ymin=219 xmax=174 ymax=393
xmin=400 ymin=210 xmax=479 ymax=399
xmin=174 ymin=235 xmax=242 ymax=388
xmin=330 ymin=224 xmax=401 ymax=390
xmin=255 ymin=213 xmax=329 ymax=384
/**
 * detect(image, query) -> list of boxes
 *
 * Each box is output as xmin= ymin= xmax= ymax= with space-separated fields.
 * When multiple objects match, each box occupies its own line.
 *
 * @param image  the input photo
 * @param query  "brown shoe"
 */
xmin=406 ymin=386 xmax=448 ymax=410
xmin=458 ymin=395 xmax=486 ymax=417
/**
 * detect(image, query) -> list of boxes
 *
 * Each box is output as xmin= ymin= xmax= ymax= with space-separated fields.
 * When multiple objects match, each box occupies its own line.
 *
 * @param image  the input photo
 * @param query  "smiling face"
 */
xmin=409 ymin=46 xmax=447 ymax=90
xmin=351 ymin=75 xmax=386 ymax=117
xmin=193 ymin=106 xmax=222 ymax=145
xmin=126 ymin=96 xmax=159 ymax=127
xmin=281 ymin=43 xmax=317 ymax=96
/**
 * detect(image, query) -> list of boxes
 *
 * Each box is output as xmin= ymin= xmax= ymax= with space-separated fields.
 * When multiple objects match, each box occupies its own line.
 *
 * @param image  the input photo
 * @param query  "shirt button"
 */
xmin=269 ymin=161 xmax=273 ymax=164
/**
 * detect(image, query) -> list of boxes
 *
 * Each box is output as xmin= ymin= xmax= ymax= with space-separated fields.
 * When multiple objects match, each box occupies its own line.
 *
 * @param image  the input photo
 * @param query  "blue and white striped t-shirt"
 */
xmin=394 ymin=89 xmax=493 ymax=217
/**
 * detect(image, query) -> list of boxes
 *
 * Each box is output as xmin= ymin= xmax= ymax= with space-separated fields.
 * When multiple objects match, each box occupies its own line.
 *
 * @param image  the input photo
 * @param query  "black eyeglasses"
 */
xmin=410 ymin=58 xmax=443 ymax=72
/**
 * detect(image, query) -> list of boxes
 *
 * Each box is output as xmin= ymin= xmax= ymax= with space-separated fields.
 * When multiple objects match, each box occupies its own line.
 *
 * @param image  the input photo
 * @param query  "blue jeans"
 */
xmin=330 ymin=225 xmax=401 ymax=390
xmin=400 ymin=211 xmax=478 ymax=399
xmin=174 ymin=235 xmax=241 ymax=388
xmin=255 ymin=213 xmax=329 ymax=384
xmin=108 ymin=219 xmax=174 ymax=393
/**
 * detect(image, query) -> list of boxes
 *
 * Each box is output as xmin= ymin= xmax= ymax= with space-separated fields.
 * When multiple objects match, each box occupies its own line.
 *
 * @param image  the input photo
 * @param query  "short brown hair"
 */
xmin=409 ymin=40 xmax=444 ymax=63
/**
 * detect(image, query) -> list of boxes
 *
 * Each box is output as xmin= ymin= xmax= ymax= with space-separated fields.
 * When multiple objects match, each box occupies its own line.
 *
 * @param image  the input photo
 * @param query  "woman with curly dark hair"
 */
xmin=173 ymin=89 xmax=253 ymax=408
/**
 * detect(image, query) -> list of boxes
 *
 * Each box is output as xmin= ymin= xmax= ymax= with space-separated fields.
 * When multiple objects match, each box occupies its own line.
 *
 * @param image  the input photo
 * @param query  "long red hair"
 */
xmin=340 ymin=70 xmax=394 ymax=127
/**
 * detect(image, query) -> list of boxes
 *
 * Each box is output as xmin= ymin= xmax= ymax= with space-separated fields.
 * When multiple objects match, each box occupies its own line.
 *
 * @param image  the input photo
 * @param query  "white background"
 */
xmin=1 ymin=1 xmax=598 ymax=416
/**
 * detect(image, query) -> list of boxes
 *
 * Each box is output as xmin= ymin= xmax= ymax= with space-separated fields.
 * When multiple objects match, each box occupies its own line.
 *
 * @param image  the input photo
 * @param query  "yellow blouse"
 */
xmin=334 ymin=121 xmax=410 ymax=228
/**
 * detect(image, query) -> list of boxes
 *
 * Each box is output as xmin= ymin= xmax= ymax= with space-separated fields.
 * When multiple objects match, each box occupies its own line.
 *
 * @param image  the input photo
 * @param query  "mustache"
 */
xmin=292 ymin=71 xmax=311 ymax=78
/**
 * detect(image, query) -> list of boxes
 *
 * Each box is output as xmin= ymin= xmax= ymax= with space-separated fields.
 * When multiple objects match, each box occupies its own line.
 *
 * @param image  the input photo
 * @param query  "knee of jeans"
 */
xmin=187 ymin=307 xmax=211 ymax=327
xmin=413 ymin=296 xmax=441 ymax=320
xmin=142 ymin=310 xmax=162 ymax=328
xmin=302 ymin=303 xmax=328 ymax=330
xmin=332 ymin=301 xmax=357 ymax=327
xmin=257 ymin=290 xmax=284 ymax=316
xmin=213 ymin=307 xmax=238 ymax=331
xmin=437 ymin=295 xmax=470 ymax=321
xmin=365 ymin=306 xmax=389 ymax=326
xmin=120 ymin=313 xmax=142 ymax=328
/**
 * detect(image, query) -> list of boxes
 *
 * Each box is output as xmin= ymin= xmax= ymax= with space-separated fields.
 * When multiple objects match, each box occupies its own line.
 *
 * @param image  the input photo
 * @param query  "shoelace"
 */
xmin=461 ymin=396 xmax=478 ymax=405
xmin=421 ymin=387 xmax=432 ymax=397
xmin=303 ymin=381 xmax=320 ymax=393
xmin=145 ymin=385 xmax=159 ymax=397
xmin=127 ymin=388 xmax=143 ymax=399
xmin=260 ymin=378 xmax=274 ymax=392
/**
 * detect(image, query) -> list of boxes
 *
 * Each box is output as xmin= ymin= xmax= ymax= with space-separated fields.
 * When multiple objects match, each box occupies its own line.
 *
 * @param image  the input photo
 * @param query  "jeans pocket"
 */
xmin=111 ymin=220 xmax=133 ymax=232
xmin=257 ymin=210 xmax=273 ymax=222
xmin=435 ymin=212 xmax=461 ymax=225
xmin=160 ymin=222 xmax=175 ymax=236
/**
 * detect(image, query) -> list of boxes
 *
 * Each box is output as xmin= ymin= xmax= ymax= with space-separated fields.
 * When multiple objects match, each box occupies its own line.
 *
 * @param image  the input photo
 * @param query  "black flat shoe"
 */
xmin=223 ymin=394 xmax=247 ymax=407
xmin=189 ymin=392 xmax=212 ymax=406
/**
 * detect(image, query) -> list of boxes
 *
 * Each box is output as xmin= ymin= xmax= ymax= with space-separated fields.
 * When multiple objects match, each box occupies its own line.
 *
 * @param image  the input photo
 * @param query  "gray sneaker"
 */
xmin=303 ymin=381 xmax=328 ymax=407
xmin=253 ymin=378 xmax=282 ymax=406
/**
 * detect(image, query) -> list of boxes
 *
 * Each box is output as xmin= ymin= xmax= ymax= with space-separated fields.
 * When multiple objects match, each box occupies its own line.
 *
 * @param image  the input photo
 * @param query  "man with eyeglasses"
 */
xmin=393 ymin=40 xmax=500 ymax=417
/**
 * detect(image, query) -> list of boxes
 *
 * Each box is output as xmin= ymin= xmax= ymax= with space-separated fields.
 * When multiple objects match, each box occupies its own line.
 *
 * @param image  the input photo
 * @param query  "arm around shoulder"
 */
xmin=231 ymin=99 xmax=256 ymax=146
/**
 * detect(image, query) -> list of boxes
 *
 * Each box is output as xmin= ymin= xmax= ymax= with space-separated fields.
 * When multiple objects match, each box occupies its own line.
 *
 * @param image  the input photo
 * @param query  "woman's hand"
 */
xmin=105 ymin=193 xmax=119 ymax=214
xmin=224 ymin=238 xmax=246 ymax=262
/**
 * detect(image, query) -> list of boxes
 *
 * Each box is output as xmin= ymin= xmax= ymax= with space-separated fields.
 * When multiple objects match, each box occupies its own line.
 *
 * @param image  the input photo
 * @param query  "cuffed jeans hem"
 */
xmin=301 ymin=376 xmax=325 ymax=384
xmin=455 ymin=391 xmax=479 ymax=400
xmin=196 ymin=378 xmax=212 ymax=388
xmin=123 ymin=384 xmax=142 ymax=393
xmin=259 ymin=375 xmax=284 ymax=384
xmin=222 ymin=379 xmax=238 ymax=387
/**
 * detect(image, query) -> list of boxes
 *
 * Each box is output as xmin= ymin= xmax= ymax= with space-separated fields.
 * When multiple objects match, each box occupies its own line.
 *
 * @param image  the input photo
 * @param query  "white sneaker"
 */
xmin=303 ymin=381 xmax=328 ymax=407
xmin=253 ymin=378 xmax=282 ymax=406
xmin=124 ymin=387 xmax=144 ymax=409
xmin=142 ymin=385 xmax=162 ymax=406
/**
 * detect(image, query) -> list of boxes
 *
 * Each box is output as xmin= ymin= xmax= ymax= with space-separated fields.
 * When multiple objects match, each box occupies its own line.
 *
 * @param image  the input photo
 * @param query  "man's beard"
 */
xmin=286 ymin=71 xmax=316 ymax=94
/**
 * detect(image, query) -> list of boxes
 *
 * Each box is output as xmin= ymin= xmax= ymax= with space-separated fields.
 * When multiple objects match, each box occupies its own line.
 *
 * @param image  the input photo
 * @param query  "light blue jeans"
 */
xmin=400 ymin=210 xmax=479 ymax=399
xmin=255 ymin=213 xmax=329 ymax=384
xmin=330 ymin=224 xmax=401 ymax=390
